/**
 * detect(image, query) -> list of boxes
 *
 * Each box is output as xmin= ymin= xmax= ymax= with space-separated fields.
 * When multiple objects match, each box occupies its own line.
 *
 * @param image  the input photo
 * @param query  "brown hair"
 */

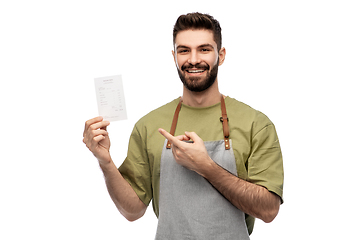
xmin=173 ymin=12 xmax=222 ymax=51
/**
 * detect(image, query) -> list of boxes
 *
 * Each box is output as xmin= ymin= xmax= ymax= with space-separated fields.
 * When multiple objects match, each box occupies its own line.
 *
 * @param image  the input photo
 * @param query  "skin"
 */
xmin=83 ymin=117 xmax=147 ymax=221
xmin=83 ymin=29 xmax=280 ymax=223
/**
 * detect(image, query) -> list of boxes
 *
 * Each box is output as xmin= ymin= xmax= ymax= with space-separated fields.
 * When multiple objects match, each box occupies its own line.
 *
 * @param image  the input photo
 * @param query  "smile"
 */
xmin=186 ymin=69 xmax=206 ymax=73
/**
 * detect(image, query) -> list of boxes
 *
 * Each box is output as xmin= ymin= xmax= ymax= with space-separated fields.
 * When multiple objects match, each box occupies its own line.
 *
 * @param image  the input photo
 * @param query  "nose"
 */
xmin=188 ymin=51 xmax=201 ymax=65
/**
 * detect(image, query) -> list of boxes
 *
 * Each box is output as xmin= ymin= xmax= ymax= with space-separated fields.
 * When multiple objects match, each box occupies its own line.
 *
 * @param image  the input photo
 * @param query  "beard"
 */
xmin=177 ymin=60 xmax=219 ymax=92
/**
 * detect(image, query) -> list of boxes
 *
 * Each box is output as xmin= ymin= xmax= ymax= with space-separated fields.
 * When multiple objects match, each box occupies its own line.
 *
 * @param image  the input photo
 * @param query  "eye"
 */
xmin=200 ymin=48 xmax=211 ymax=53
xmin=177 ymin=48 xmax=189 ymax=54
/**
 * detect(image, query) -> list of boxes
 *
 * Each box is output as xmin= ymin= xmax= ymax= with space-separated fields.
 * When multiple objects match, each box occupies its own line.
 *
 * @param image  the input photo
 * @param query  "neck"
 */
xmin=182 ymin=79 xmax=222 ymax=107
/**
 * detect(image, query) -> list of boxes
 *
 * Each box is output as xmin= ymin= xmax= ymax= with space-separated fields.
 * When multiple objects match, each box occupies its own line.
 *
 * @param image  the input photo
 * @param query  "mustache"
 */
xmin=181 ymin=63 xmax=210 ymax=71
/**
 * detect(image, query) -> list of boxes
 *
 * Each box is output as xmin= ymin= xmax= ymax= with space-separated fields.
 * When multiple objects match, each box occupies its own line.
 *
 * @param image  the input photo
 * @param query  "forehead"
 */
xmin=174 ymin=29 xmax=217 ymax=49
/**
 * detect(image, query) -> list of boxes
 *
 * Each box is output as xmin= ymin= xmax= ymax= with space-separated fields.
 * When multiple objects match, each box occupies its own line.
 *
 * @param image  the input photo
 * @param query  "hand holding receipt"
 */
xmin=94 ymin=75 xmax=127 ymax=122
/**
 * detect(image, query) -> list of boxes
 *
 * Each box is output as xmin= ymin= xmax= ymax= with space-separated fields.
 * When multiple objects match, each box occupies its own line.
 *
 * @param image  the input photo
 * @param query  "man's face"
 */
xmin=173 ymin=29 xmax=225 ymax=92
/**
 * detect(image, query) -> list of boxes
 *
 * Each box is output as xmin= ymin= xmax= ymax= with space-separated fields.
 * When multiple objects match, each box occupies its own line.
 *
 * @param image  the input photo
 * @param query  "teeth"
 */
xmin=187 ymin=69 xmax=205 ymax=73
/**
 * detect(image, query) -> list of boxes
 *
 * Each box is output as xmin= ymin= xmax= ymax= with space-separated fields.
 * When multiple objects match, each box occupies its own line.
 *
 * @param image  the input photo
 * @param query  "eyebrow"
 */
xmin=176 ymin=44 xmax=215 ymax=50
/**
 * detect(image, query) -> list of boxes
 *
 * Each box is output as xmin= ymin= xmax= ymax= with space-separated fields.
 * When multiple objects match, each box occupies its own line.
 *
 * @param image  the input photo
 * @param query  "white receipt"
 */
xmin=94 ymin=75 xmax=127 ymax=121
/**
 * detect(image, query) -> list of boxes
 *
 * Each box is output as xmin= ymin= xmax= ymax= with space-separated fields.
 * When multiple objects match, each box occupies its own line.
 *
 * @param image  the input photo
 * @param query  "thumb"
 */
xmin=184 ymin=131 xmax=202 ymax=143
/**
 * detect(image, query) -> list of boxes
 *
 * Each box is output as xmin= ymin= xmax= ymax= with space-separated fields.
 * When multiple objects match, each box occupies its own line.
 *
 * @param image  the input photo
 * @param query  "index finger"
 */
xmin=158 ymin=128 xmax=182 ymax=147
xmin=84 ymin=116 xmax=103 ymax=135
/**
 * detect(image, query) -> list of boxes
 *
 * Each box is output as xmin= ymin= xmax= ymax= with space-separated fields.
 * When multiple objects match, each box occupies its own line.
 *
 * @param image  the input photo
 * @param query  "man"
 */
xmin=83 ymin=12 xmax=284 ymax=239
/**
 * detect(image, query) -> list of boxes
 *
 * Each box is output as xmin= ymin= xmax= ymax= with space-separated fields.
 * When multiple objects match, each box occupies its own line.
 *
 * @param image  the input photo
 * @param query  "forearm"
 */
xmin=202 ymin=161 xmax=280 ymax=223
xmin=99 ymin=159 xmax=147 ymax=221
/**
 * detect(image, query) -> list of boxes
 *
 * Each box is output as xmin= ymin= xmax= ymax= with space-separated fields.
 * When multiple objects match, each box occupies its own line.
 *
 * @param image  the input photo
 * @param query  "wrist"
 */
xmin=198 ymin=157 xmax=218 ymax=178
xmin=98 ymin=157 xmax=114 ymax=171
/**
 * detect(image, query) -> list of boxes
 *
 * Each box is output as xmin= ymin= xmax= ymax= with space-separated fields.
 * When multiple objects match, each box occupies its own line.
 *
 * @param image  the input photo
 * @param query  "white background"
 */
xmin=1 ymin=0 xmax=359 ymax=239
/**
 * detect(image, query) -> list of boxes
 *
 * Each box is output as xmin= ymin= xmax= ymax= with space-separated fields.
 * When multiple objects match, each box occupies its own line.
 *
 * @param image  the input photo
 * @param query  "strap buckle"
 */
xmin=219 ymin=117 xmax=229 ymax=123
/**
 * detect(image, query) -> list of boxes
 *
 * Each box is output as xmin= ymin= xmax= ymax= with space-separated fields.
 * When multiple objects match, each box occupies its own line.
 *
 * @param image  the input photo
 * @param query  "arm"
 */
xmin=83 ymin=117 xmax=147 ymax=221
xmin=201 ymin=161 xmax=280 ymax=223
xmin=158 ymin=128 xmax=280 ymax=223
xmin=99 ymin=159 xmax=147 ymax=222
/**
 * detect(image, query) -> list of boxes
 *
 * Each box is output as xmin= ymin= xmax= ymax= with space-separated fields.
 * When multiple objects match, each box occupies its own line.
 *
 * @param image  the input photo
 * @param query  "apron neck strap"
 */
xmin=220 ymin=95 xmax=230 ymax=150
xmin=166 ymin=97 xmax=183 ymax=149
xmin=166 ymin=95 xmax=230 ymax=150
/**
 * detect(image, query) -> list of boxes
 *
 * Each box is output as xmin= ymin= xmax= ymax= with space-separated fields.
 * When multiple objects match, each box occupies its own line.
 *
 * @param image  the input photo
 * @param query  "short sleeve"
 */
xmin=248 ymin=118 xmax=284 ymax=203
xmin=118 ymin=125 xmax=152 ymax=206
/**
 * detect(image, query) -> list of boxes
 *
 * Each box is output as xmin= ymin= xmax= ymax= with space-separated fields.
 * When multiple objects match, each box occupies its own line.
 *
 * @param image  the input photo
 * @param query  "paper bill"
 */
xmin=94 ymin=75 xmax=127 ymax=121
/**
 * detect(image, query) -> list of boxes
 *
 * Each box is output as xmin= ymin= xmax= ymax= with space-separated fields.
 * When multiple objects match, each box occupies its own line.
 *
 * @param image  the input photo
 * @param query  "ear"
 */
xmin=172 ymin=50 xmax=180 ymax=68
xmin=218 ymin=47 xmax=226 ymax=66
xmin=172 ymin=50 xmax=176 ymax=63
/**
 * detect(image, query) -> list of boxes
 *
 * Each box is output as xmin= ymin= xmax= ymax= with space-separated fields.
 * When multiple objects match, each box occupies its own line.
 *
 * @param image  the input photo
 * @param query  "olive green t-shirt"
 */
xmin=119 ymin=96 xmax=284 ymax=234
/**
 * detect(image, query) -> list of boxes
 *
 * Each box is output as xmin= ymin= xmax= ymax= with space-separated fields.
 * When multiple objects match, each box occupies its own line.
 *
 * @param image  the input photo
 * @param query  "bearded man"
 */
xmin=83 ymin=12 xmax=284 ymax=240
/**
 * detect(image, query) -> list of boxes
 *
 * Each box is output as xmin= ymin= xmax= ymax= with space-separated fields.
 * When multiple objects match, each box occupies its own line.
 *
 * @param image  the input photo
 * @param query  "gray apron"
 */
xmin=155 ymin=97 xmax=250 ymax=240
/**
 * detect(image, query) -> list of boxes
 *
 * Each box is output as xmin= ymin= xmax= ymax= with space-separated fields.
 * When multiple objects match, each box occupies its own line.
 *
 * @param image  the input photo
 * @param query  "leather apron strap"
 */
xmin=166 ymin=95 xmax=230 ymax=150
xmin=220 ymin=95 xmax=230 ymax=150
xmin=166 ymin=97 xmax=183 ymax=149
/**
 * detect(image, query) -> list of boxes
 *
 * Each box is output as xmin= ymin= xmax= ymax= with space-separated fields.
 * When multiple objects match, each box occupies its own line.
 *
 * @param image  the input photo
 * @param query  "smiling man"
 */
xmin=174 ymin=30 xmax=223 ymax=93
xmin=83 ymin=12 xmax=284 ymax=239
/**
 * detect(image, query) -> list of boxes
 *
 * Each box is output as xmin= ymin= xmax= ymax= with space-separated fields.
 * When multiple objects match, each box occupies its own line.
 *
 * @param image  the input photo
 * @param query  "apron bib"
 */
xmin=155 ymin=97 xmax=250 ymax=240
